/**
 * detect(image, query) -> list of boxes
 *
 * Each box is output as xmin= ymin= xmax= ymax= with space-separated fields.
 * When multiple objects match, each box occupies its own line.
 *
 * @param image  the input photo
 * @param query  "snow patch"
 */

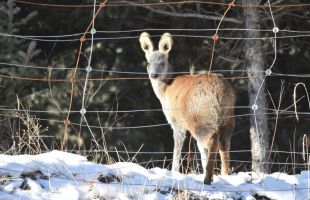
xmin=0 ymin=151 xmax=309 ymax=200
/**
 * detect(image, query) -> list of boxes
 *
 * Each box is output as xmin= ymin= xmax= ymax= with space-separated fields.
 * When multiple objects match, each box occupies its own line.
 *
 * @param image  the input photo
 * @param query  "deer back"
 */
xmin=163 ymin=73 xmax=235 ymax=134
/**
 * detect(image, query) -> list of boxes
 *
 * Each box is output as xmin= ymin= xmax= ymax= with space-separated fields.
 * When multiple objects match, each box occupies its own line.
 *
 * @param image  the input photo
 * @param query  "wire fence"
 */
xmin=1 ymin=2 xmax=310 ymax=198
xmin=0 ymin=0 xmax=310 ymax=186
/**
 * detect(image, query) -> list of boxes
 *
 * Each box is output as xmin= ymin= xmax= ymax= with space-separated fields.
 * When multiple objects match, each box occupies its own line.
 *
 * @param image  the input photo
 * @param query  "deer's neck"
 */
xmin=150 ymin=79 xmax=169 ymax=100
xmin=150 ymin=64 xmax=174 ymax=101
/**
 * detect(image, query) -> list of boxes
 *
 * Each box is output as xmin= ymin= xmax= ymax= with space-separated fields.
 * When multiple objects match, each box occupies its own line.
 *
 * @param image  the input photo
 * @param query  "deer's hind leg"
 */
xmin=195 ymin=127 xmax=219 ymax=185
xmin=197 ymin=141 xmax=207 ymax=177
xmin=219 ymin=117 xmax=235 ymax=175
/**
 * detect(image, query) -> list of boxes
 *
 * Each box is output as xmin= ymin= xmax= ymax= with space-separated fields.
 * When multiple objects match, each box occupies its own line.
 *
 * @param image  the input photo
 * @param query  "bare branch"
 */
xmin=144 ymin=7 xmax=242 ymax=24
xmin=122 ymin=0 xmax=243 ymax=24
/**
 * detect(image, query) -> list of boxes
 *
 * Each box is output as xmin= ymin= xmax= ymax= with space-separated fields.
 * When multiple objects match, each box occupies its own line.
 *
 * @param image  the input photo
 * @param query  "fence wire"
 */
xmin=0 ymin=2 xmax=309 ymax=196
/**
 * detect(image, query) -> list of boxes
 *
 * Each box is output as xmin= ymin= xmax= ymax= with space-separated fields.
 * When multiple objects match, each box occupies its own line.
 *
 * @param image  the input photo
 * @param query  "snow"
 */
xmin=0 ymin=151 xmax=309 ymax=200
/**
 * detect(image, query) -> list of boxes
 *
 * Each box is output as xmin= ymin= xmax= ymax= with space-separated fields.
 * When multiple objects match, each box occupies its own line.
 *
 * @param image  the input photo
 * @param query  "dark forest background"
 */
xmin=0 ymin=0 xmax=310 ymax=174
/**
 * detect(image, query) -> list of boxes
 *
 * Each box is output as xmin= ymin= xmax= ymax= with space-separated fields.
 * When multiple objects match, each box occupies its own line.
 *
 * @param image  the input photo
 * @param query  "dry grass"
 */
xmin=5 ymin=111 xmax=50 ymax=155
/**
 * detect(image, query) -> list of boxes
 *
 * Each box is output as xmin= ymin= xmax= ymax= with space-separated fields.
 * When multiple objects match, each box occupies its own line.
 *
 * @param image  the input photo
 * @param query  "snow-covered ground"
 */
xmin=0 ymin=151 xmax=309 ymax=200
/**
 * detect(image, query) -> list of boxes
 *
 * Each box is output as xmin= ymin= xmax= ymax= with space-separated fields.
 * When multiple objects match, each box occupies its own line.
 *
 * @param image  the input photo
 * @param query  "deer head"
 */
xmin=139 ymin=32 xmax=173 ymax=80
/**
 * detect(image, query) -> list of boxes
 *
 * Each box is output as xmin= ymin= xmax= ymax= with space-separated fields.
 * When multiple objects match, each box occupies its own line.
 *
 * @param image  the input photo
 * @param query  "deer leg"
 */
xmin=171 ymin=128 xmax=186 ymax=172
xmin=203 ymin=133 xmax=219 ymax=185
xmin=197 ymin=141 xmax=208 ymax=177
xmin=219 ymin=135 xmax=232 ymax=175
xmin=219 ymin=117 xmax=234 ymax=175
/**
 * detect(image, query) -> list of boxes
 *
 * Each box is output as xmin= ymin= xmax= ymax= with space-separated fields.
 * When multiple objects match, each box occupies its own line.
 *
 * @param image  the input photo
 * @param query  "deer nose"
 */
xmin=150 ymin=73 xmax=159 ymax=78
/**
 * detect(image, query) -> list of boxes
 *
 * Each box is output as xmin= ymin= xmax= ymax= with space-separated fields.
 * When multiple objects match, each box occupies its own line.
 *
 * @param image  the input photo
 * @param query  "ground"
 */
xmin=0 ymin=151 xmax=308 ymax=200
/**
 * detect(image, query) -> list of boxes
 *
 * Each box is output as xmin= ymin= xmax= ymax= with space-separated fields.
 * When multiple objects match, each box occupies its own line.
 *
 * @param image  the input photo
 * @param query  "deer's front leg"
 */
xmin=171 ymin=127 xmax=186 ymax=172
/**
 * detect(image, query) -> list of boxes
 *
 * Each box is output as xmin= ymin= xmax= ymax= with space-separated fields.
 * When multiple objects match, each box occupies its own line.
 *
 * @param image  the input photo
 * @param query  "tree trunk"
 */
xmin=243 ymin=0 xmax=270 ymax=173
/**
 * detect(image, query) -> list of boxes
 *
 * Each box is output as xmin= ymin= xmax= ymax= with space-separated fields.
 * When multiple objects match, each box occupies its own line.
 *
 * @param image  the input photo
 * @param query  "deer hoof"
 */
xmin=203 ymin=177 xmax=212 ymax=185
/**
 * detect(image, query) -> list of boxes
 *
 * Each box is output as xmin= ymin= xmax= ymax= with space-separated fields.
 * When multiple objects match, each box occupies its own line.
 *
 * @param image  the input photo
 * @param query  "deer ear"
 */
xmin=139 ymin=32 xmax=154 ymax=55
xmin=159 ymin=33 xmax=173 ymax=54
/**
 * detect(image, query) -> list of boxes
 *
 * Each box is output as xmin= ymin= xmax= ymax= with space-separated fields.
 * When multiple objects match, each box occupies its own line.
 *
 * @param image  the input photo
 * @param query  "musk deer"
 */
xmin=139 ymin=32 xmax=236 ymax=184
